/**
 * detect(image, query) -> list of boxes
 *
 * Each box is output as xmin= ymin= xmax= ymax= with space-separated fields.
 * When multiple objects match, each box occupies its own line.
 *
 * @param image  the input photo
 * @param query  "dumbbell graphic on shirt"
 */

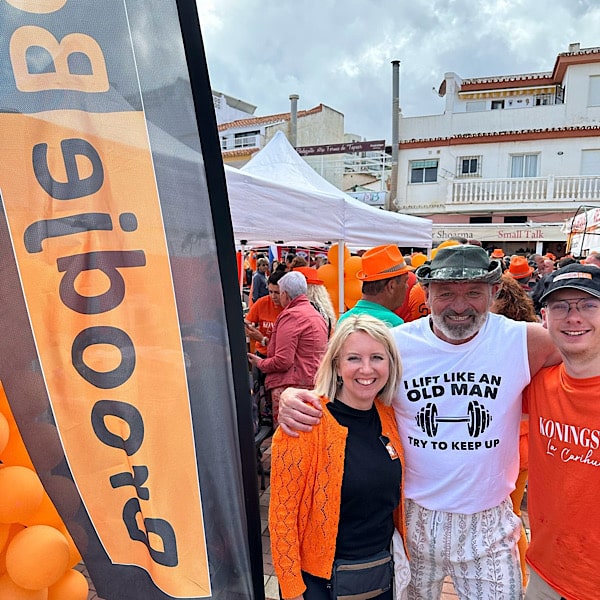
xmin=415 ymin=400 xmax=492 ymax=438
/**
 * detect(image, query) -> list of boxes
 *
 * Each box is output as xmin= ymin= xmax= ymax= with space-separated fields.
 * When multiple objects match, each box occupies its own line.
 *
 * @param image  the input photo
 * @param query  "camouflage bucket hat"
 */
xmin=416 ymin=244 xmax=502 ymax=284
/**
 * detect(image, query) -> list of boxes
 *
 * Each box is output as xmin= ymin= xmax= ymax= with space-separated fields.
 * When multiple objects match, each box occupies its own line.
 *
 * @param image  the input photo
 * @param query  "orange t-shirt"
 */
xmin=406 ymin=282 xmax=429 ymax=322
xmin=523 ymin=365 xmax=600 ymax=600
xmin=246 ymin=294 xmax=282 ymax=355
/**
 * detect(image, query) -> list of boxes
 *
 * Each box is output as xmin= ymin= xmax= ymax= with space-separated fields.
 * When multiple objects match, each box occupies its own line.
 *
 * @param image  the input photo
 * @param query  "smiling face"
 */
xmin=426 ymin=281 xmax=497 ymax=344
xmin=336 ymin=331 xmax=390 ymax=410
xmin=542 ymin=289 xmax=600 ymax=370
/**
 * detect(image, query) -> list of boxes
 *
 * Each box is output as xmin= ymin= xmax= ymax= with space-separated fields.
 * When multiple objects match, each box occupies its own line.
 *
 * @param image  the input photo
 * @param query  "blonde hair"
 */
xmin=307 ymin=284 xmax=337 ymax=330
xmin=314 ymin=314 xmax=402 ymax=406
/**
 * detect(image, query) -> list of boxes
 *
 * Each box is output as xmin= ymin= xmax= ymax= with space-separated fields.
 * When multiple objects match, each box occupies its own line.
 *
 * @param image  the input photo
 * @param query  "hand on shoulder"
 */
xmin=278 ymin=387 xmax=323 ymax=437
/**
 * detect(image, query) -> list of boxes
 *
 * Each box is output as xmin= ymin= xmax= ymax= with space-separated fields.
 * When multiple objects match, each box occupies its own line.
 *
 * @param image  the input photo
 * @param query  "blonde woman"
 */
xmin=269 ymin=315 xmax=407 ymax=600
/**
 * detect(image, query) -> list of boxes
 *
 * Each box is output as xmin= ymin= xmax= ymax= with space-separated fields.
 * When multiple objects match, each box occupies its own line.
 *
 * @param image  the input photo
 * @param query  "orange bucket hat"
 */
xmin=293 ymin=266 xmax=324 ymax=285
xmin=507 ymin=256 xmax=534 ymax=280
xmin=356 ymin=244 xmax=413 ymax=282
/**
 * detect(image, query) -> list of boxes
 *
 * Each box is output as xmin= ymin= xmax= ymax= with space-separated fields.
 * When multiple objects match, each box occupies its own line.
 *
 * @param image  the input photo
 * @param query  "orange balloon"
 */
xmin=0 ymin=412 xmax=9 ymax=456
xmin=55 ymin=522 xmax=84 ymax=569
xmin=47 ymin=569 xmax=88 ymax=600
xmin=0 ymin=523 xmax=10 ymax=553
xmin=0 ymin=524 xmax=25 ymax=575
xmin=0 ymin=573 xmax=48 ymax=599
xmin=328 ymin=288 xmax=341 ymax=317
xmin=21 ymin=493 xmax=63 ymax=530
xmin=344 ymin=278 xmax=363 ymax=309
xmin=318 ymin=263 xmax=340 ymax=314
xmin=0 ymin=426 xmax=34 ymax=469
xmin=327 ymin=243 xmax=351 ymax=267
xmin=317 ymin=263 xmax=339 ymax=290
xmin=6 ymin=525 xmax=70 ymax=590
xmin=0 ymin=466 xmax=44 ymax=523
xmin=343 ymin=255 xmax=363 ymax=280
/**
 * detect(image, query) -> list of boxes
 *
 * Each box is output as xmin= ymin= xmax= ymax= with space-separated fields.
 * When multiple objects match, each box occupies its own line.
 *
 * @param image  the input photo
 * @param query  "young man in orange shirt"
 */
xmin=245 ymin=271 xmax=285 ymax=423
xmin=524 ymin=263 xmax=600 ymax=600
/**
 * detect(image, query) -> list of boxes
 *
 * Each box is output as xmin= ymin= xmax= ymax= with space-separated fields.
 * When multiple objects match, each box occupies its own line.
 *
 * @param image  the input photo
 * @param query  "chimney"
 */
xmin=386 ymin=60 xmax=400 ymax=211
xmin=568 ymin=42 xmax=580 ymax=53
xmin=289 ymin=94 xmax=299 ymax=147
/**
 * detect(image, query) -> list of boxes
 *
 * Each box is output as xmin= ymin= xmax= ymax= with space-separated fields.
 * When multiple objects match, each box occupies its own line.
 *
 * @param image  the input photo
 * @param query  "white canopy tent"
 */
xmin=225 ymin=131 xmax=432 ymax=249
xmin=224 ymin=131 xmax=432 ymax=312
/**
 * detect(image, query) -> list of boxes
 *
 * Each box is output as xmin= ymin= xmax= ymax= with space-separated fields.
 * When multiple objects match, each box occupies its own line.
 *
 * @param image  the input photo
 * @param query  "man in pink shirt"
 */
xmin=248 ymin=271 xmax=328 ymax=426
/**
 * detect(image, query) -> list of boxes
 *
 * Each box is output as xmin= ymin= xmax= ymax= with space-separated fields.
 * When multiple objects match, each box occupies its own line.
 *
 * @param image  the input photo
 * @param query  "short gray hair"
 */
xmin=278 ymin=271 xmax=307 ymax=300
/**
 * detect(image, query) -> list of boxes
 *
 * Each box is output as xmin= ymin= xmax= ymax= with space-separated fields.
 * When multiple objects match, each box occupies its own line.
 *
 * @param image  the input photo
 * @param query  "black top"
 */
xmin=327 ymin=399 xmax=402 ymax=560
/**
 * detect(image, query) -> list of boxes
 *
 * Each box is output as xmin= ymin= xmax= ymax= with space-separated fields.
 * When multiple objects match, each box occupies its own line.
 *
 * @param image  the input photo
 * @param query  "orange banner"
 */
xmin=0 ymin=111 xmax=209 ymax=596
xmin=0 ymin=2 xmax=263 ymax=598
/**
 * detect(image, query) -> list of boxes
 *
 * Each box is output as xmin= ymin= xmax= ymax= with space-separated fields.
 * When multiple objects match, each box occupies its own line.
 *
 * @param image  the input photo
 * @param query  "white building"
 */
xmin=395 ymin=43 xmax=600 ymax=257
xmin=212 ymin=90 xmax=257 ymax=125
xmin=216 ymin=94 xmax=391 ymax=195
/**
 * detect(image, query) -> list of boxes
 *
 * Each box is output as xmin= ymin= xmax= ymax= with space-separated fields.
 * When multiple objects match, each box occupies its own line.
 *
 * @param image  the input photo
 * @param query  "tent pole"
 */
xmin=338 ymin=239 xmax=345 ymax=315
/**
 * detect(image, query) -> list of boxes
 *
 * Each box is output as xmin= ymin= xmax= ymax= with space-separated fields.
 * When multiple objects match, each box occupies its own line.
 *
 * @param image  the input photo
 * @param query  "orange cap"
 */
xmin=293 ymin=266 xmax=324 ymax=285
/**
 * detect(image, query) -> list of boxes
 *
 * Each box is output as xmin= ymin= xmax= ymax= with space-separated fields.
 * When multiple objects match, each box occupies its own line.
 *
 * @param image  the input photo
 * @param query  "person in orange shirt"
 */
xmin=491 ymin=273 xmax=539 ymax=587
xmin=524 ymin=263 xmax=600 ymax=600
xmin=269 ymin=315 xmax=408 ymax=600
xmin=245 ymin=271 xmax=285 ymax=423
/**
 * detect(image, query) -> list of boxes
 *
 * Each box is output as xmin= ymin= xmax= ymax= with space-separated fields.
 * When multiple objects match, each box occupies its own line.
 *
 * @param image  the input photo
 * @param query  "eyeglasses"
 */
xmin=544 ymin=297 xmax=600 ymax=318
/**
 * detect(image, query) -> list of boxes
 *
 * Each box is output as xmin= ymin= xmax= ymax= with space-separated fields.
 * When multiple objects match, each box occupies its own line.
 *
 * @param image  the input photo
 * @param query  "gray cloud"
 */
xmin=198 ymin=0 xmax=600 ymax=140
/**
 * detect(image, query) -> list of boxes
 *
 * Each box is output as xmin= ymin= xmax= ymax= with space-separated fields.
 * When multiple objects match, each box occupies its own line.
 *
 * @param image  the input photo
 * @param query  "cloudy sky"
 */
xmin=197 ymin=0 xmax=600 ymax=142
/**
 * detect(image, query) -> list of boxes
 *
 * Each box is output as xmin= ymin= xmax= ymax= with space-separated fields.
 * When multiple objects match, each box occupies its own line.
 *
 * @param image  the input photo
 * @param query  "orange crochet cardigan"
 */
xmin=269 ymin=397 xmax=407 ymax=599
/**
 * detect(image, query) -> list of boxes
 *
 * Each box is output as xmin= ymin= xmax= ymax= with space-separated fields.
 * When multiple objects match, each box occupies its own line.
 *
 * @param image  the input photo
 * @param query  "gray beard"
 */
xmin=431 ymin=310 xmax=488 ymax=342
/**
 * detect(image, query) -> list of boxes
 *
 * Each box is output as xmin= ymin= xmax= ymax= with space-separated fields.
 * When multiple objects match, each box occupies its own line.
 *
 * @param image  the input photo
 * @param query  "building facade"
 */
xmin=395 ymin=43 xmax=600 ymax=256
xmin=218 ymin=100 xmax=345 ymax=169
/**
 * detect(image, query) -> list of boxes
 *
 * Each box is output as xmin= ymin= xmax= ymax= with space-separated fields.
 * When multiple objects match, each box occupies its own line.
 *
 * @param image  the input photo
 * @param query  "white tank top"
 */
xmin=392 ymin=313 xmax=529 ymax=513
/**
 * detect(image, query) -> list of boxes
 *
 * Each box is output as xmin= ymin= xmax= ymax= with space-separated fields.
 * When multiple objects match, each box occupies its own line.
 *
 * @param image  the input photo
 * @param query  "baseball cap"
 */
xmin=539 ymin=263 xmax=600 ymax=303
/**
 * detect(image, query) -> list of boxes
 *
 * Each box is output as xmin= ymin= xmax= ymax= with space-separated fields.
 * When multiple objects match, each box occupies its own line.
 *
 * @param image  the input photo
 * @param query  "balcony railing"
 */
xmin=220 ymin=133 xmax=262 ymax=152
xmin=451 ymin=175 xmax=600 ymax=205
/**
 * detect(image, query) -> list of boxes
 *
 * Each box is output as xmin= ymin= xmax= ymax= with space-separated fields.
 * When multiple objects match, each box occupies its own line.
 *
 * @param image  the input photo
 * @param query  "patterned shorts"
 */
xmin=405 ymin=497 xmax=523 ymax=600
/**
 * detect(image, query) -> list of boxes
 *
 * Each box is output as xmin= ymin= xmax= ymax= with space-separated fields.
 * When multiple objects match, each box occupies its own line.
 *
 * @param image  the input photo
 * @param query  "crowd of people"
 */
xmin=243 ymin=242 xmax=599 ymax=600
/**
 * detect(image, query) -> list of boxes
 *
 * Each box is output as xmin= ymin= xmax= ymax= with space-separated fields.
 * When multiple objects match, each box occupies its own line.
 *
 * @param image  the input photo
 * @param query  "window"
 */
xmin=466 ymin=101 xmax=486 ymax=112
xmin=470 ymin=216 xmax=492 ymax=224
xmin=410 ymin=159 xmax=438 ymax=184
xmin=234 ymin=130 xmax=259 ymax=148
xmin=457 ymin=155 xmax=481 ymax=178
xmin=510 ymin=154 xmax=539 ymax=178
xmin=588 ymin=76 xmax=600 ymax=106
xmin=581 ymin=149 xmax=600 ymax=175
xmin=491 ymin=100 xmax=505 ymax=110
xmin=504 ymin=216 xmax=528 ymax=223
xmin=535 ymin=94 xmax=553 ymax=106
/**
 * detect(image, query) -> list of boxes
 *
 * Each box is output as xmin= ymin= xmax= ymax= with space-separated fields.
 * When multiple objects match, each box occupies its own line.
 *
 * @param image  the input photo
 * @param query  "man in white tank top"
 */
xmin=279 ymin=245 xmax=560 ymax=599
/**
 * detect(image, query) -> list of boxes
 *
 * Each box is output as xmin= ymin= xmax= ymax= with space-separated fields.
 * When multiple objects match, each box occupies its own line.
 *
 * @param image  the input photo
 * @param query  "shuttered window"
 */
xmin=410 ymin=159 xmax=438 ymax=184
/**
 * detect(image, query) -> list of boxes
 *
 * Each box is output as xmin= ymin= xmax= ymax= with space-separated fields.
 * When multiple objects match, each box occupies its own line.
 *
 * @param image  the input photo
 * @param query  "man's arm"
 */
xmin=526 ymin=322 xmax=561 ymax=377
xmin=278 ymin=387 xmax=323 ymax=437
xmin=256 ymin=314 xmax=298 ymax=373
